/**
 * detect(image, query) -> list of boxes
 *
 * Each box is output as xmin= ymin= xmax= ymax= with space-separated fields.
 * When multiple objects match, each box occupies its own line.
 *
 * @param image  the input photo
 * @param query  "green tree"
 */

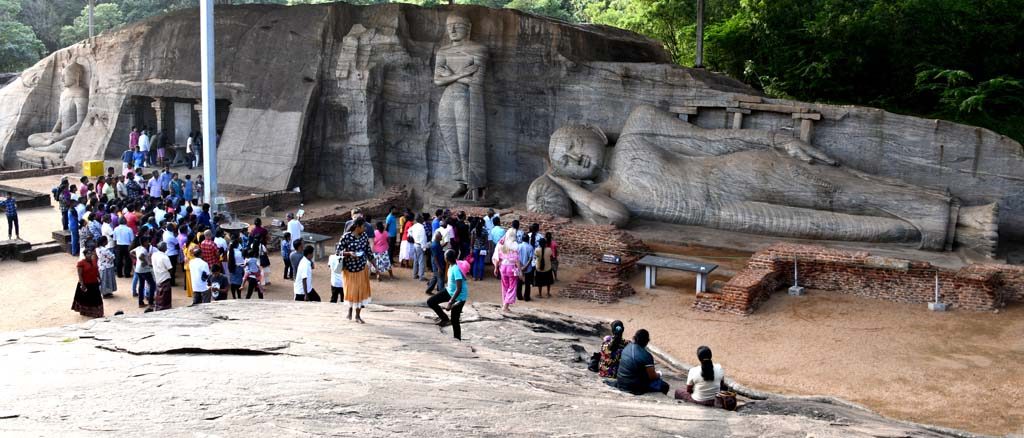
xmin=505 ymin=0 xmax=575 ymax=21
xmin=59 ymin=2 xmax=126 ymax=46
xmin=0 ymin=0 xmax=44 ymax=71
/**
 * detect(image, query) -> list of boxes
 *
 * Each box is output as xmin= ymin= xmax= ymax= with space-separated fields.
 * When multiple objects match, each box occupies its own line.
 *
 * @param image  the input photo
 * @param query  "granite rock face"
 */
xmin=0 ymin=3 xmax=1022 ymax=242
xmin=0 ymin=301 xmax=973 ymax=437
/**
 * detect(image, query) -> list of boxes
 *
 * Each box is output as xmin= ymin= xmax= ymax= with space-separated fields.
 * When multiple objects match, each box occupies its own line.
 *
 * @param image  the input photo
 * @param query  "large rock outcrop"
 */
xmin=0 ymin=3 xmax=1022 ymax=242
xmin=0 ymin=301 xmax=975 ymax=437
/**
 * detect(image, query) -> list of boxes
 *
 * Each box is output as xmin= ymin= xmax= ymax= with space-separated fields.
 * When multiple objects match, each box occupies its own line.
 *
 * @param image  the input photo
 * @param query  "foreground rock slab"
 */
xmin=0 ymin=301 xmax=973 ymax=437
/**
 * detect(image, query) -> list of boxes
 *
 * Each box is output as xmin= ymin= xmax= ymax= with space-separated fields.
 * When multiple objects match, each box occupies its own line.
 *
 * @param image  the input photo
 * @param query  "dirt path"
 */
xmin=0 ymin=175 xmax=1020 ymax=435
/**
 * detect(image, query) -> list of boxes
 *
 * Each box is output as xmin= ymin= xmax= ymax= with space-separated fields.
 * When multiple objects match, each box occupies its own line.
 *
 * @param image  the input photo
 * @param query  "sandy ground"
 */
xmin=0 ymin=174 xmax=1022 ymax=435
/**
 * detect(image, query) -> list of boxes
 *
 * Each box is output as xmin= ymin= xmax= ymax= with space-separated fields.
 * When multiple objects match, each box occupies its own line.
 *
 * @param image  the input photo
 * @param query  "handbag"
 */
xmin=714 ymin=391 xmax=738 ymax=411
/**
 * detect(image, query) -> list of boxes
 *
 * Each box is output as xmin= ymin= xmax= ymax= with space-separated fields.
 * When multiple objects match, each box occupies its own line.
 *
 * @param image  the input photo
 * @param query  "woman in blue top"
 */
xmin=443 ymin=249 xmax=469 ymax=340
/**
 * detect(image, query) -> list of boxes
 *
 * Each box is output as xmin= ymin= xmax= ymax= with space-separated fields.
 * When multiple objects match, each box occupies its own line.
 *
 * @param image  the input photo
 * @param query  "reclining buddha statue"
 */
xmin=527 ymin=105 xmax=998 ymax=255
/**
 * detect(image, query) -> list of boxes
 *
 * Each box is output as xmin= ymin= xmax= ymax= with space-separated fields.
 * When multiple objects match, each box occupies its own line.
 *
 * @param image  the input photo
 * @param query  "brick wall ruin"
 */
xmin=695 ymin=243 xmax=1024 ymax=314
xmin=302 ymin=186 xmax=412 ymax=235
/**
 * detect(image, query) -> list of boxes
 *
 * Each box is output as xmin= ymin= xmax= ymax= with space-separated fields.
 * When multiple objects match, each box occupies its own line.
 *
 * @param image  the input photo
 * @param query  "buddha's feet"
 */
xmin=955 ymin=203 xmax=999 ymax=257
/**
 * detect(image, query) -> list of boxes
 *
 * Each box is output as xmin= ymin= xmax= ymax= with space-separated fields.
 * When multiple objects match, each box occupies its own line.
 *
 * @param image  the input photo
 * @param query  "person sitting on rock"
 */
xmin=615 ymin=329 xmax=670 ymax=395
xmin=598 ymin=320 xmax=630 ymax=378
xmin=675 ymin=346 xmax=726 ymax=407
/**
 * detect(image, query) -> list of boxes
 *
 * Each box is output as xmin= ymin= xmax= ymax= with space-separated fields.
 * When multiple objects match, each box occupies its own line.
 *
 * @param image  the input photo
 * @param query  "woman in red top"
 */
xmin=72 ymin=248 xmax=105 ymax=318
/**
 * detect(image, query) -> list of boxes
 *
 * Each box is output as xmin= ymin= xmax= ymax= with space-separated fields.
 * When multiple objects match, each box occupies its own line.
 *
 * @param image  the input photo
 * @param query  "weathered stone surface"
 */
xmin=0 ymin=301 xmax=974 ymax=437
xmin=0 ymin=2 xmax=1022 ymax=245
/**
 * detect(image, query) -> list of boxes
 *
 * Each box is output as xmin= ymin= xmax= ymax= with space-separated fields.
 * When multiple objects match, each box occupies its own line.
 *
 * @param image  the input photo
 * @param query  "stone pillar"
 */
xmin=669 ymin=106 xmax=698 ymax=122
xmin=792 ymin=112 xmax=822 ymax=143
xmin=727 ymin=107 xmax=751 ymax=129
xmin=151 ymin=98 xmax=166 ymax=133
xmin=194 ymin=103 xmax=203 ymax=129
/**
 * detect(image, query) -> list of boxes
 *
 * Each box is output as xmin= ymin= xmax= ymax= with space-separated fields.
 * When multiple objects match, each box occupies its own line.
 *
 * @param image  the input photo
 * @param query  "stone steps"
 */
xmin=16 ymin=241 xmax=63 ymax=262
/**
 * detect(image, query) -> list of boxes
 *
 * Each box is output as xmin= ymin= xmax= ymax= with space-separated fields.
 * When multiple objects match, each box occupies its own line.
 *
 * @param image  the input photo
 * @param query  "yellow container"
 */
xmin=82 ymin=160 xmax=104 ymax=177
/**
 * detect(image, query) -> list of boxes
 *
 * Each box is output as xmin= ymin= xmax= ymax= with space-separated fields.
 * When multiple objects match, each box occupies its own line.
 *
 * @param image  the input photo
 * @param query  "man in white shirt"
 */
xmin=131 ymin=240 xmax=157 ymax=308
xmin=408 ymin=215 xmax=428 ymax=281
xmin=293 ymin=245 xmax=316 ymax=301
xmin=188 ymin=247 xmax=212 ymax=305
xmin=287 ymin=213 xmax=304 ymax=249
xmin=432 ymin=219 xmax=453 ymax=249
xmin=147 ymin=172 xmax=162 ymax=201
xmin=139 ymin=130 xmax=151 ymax=167
xmin=113 ymin=218 xmax=134 ymax=278
xmin=327 ymin=253 xmax=345 ymax=303
xmin=483 ymin=209 xmax=499 ymax=232
xmin=162 ymin=223 xmax=180 ymax=286
xmin=151 ymin=242 xmax=174 ymax=311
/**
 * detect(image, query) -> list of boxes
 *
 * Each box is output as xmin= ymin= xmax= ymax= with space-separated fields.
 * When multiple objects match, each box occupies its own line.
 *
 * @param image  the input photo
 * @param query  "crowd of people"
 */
xmin=58 ymin=162 xmax=562 ymax=343
xmin=591 ymin=321 xmax=736 ymax=410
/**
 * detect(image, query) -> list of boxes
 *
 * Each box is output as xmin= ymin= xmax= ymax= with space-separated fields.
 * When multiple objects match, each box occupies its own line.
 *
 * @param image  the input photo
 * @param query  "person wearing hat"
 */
xmin=287 ymin=212 xmax=304 ymax=249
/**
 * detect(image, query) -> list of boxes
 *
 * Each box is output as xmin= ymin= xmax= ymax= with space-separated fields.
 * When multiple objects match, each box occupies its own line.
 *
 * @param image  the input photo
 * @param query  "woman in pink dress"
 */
xmin=492 ymin=229 xmax=521 ymax=312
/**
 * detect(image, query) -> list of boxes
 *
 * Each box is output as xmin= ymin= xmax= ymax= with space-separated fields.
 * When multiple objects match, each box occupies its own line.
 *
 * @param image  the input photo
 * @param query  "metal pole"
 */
xmin=695 ymin=0 xmax=704 ymax=68
xmin=88 ymin=0 xmax=95 ymax=39
xmin=200 ymin=0 xmax=219 ymax=211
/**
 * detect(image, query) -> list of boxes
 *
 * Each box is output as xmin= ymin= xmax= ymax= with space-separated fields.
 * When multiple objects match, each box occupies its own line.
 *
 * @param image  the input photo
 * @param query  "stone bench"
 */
xmin=637 ymin=255 xmax=718 ymax=293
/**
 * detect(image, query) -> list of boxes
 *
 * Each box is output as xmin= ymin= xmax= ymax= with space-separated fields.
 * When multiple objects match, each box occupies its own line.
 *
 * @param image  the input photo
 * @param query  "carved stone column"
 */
xmin=792 ymin=112 xmax=821 ymax=143
xmin=193 ymin=102 xmax=203 ymax=129
xmin=151 ymin=98 xmax=166 ymax=133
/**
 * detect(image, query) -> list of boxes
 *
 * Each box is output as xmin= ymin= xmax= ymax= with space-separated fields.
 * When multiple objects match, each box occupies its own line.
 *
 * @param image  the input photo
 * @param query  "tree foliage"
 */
xmin=59 ymin=3 xmax=127 ymax=46
xmin=0 ymin=0 xmax=44 ymax=71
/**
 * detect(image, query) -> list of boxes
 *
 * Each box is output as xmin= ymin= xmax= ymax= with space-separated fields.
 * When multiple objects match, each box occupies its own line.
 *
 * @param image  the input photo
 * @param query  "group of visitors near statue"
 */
xmin=593 ymin=320 xmax=736 ymax=410
xmin=59 ymin=161 xmax=559 ymax=342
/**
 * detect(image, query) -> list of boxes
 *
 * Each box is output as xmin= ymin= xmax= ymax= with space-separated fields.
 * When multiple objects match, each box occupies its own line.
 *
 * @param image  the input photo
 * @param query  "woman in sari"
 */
xmin=72 ymin=248 xmax=104 ymax=318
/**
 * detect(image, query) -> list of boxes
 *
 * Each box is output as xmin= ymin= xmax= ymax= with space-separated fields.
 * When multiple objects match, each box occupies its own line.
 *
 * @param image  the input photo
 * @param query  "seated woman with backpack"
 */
xmin=675 ymin=346 xmax=733 ymax=409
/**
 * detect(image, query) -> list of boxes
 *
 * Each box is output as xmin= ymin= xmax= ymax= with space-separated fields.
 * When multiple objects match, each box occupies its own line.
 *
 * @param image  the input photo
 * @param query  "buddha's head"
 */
xmin=549 ymin=124 xmax=607 ymax=180
xmin=446 ymin=13 xmax=471 ymax=43
xmin=61 ymin=61 xmax=84 ymax=88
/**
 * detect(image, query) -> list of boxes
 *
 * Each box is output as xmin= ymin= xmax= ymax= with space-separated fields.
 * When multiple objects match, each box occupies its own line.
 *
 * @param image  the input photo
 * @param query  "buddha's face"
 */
xmin=448 ymin=22 xmax=470 ymax=42
xmin=62 ymin=64 xmax=83 ymax=88
xmin=549 ymin=126 xmax=607 ymax=180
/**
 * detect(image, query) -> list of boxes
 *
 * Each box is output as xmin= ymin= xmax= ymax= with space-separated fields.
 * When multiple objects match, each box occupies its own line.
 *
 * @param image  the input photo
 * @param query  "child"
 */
xmin=209 ymin=264 xmax=229 ymax=301
xmin=281 ymin=232 xmax=293 ymax=280
xmin=2 ymin=191 xmax=19 ymax=240
xmin=328 ymin=253 xmax=344 ymax=303
xmin=242 ymin=249 xmax=264 ymax=299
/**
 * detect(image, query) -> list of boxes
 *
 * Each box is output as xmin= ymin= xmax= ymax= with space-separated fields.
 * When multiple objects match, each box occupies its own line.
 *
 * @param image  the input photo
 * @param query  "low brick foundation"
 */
xmin=303 ymin=186 xmax=412 ymax=235
xmin=695 ymin=243 xmax=1024 ymax=314
xmin=222 ymin=191 xmax=303 ymax=216
xmin=496 ymin=212 xmax=648 ymax=302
